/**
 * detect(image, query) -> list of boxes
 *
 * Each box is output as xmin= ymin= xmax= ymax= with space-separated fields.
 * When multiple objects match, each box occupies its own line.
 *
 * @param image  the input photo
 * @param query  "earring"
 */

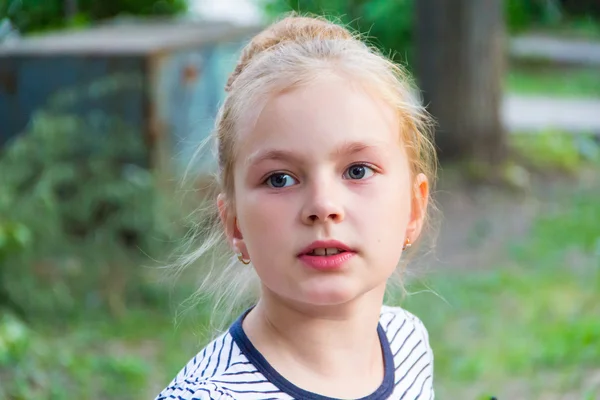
xmin=237 ymin=253 xmax=251 ymax=265
xmin=402 ymin=238 xmax=412 ymax=251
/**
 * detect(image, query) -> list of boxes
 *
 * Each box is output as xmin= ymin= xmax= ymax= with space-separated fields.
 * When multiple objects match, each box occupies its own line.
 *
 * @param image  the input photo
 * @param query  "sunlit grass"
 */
xmin=506 ymin=67 xmax=600 ymax=98
xmin=398 ymin=186 xmax=600 ymax=398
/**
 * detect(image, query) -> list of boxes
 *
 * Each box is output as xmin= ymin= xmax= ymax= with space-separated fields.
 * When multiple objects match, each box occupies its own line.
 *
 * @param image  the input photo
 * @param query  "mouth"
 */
xmin=305 ymin=247 xmax=348 ymax=256
xmin=298 ymin=240 xmax=355 ymax=257
xmin=298 ymin=240 xmax=356 ymax=270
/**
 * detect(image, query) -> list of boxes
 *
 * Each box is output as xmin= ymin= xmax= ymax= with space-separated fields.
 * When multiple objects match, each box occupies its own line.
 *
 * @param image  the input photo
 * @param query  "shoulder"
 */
xmin=380 ymin=305 xmax=432 ymax=347
xmin=380 ymin=306 xmax=435 ymax=397
xmin=156 ymin=331 xmax=259 ymax=400
xmin=380 ymin=305 xmax=433 ymax=360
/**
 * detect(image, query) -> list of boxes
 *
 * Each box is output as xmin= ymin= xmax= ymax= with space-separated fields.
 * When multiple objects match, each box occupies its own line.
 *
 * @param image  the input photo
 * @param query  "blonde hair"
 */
xmin=176 ymin=14 xmax=437 ymax=328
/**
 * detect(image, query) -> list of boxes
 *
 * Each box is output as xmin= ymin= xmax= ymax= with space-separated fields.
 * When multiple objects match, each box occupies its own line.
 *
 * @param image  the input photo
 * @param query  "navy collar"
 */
xmin=229 ymin=308 xmax=395 ymax=400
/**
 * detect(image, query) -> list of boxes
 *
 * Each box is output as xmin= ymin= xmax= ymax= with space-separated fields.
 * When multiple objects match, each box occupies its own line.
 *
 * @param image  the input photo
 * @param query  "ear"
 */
xmin=217 ymin=193 xmax=249 ymax=258
xmin=406 ymin=173 xmax=429 ymax=243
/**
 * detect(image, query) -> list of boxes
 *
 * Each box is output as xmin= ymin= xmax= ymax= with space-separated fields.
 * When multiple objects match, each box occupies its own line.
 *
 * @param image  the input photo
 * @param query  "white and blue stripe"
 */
xmin=156 ymin=306 xmax=434 ymax=399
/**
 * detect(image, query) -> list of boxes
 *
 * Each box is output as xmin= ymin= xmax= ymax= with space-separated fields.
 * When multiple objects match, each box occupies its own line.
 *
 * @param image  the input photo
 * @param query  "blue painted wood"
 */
xmin=0 ymin=55 xmax=145 ymax=145
xmin=158 ymin=41 xmax=244 ymax=173
xmin=0 ymin=21 xmax=255 ymax=177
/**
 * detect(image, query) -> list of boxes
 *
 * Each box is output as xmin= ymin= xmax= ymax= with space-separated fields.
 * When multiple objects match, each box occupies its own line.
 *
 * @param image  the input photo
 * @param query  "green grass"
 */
xmin=401 ymin=265 xmax=600 ymax=398
xmin=398 ymin=186 xmax=600 ymax=399
xmin=0 ymin=310 xmax=205 ymax=400
xmin=506 ymin=67 xmax=600 ymax=98
xmin=509 ymin=130 xmax=600 ymax=173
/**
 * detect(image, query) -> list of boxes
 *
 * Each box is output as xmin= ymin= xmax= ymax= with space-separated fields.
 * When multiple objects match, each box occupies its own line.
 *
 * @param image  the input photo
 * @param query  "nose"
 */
xmin=301 ymin=181 xmax=345 ymax=225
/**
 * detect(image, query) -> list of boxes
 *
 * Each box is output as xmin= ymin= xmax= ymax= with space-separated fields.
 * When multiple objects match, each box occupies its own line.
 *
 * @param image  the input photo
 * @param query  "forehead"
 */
xmin=237 ymin=75 xmax=400 ymax=157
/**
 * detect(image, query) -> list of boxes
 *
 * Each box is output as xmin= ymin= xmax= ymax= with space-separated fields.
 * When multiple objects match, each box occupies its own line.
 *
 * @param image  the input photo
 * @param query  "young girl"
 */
xmin=157 ymin=15 xmax=436 ymax=400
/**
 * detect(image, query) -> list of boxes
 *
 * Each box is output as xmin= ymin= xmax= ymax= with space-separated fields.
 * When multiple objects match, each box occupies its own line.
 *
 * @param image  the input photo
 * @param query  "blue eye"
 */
xmin=344 ymin=164 xmax=375 ymax=180
xmin=266 ymin=173 xmax=298 ymax=188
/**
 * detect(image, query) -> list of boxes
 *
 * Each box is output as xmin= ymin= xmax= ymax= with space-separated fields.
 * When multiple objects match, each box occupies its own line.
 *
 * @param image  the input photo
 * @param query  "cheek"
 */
xmin=241 ymin=197 xmax=286 ymax=226
xmin=232 ymin=164 xmax=297 ymax=254
xmin=236 ymin=189 xmax=294 ymax=250
xmin=236 ymin=192 xmax=297 ymax=290
xmin=378 ymin=194 xmax=410 ymax=240
xmin=359 ymin=173 xmax=412 ymax=250
xmin=366 ymin=168 xmax=411 ymax=216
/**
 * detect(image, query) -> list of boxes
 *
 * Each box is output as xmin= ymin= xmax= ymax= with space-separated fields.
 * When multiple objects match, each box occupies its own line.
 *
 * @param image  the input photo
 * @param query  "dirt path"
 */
xmin=413 ymin=167 xmax=597 ymax=273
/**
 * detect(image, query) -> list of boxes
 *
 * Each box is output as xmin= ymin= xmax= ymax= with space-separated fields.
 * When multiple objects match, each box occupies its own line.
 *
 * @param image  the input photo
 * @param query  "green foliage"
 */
xmin=0 ymin=76 xmax=184 ymax=319
xmin=0 ymin=312 xmax=31 ymax=366
xmin=0 ymin=310 xmax=192 ymax=400
xmin=0 ymin=222 xmax=31 ymax=263
xmin=560 ymin=15 xmax=600 ymax=39
xmin=262 ymin=0 xmax=414 ymax=65
xmin=510 ymin=131 xmax=600 ymax=173
xmin=0 ymin=0 xmax=187 ymax=33
xmin=507 ymin=0 xmax=600 ymax=38
xmin=505 ymin=0 xmax=562 ymax=32
xmin=0 ymin=221 xmax=31 ymax=318
xmin=0 ymin=70 xmax=197 ymax=398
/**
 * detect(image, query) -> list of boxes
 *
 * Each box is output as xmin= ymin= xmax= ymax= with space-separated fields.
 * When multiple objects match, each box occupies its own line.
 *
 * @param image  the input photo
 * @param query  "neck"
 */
xmin=242 ymin=285 xmax=387 ymax=397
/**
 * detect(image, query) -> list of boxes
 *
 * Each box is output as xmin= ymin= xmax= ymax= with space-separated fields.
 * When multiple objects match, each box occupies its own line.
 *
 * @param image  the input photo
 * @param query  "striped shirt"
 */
xmin=156 ymin=305 xmax=434 ymax=399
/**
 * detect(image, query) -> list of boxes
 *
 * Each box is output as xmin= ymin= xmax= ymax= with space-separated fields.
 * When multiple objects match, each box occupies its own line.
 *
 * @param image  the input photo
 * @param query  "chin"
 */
xmin=298 ymin=280 xmax=366 ymax=306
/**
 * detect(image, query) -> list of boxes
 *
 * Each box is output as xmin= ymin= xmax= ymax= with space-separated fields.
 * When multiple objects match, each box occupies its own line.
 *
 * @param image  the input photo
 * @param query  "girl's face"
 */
xmin=221 ymin=75 xmax=428 ymax=307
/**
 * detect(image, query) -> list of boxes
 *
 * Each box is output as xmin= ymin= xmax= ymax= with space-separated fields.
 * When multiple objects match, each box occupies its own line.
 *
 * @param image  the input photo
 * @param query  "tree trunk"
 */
xmin=415 ymin=0 xmax=507 ymax=163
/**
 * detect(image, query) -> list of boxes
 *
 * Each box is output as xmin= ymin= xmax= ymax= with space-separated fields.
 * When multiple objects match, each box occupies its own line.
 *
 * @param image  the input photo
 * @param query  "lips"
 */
xmin=297 ymin=240 xmax=356 ymax=270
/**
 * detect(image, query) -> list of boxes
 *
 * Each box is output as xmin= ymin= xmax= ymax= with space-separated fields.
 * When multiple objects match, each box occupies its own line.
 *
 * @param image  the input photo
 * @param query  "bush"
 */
xmin=505 ymin=0 xmax=561 ymax=32
xmin=0 ymin=75 xmax=186 ymax=319
xmin=0 ymin=0 xmax=187 ymax=33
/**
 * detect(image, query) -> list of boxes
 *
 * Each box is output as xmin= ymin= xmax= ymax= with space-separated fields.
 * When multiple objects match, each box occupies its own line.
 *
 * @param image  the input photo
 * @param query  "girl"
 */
xmin=157 ymin=14 xmax=436 ymax=400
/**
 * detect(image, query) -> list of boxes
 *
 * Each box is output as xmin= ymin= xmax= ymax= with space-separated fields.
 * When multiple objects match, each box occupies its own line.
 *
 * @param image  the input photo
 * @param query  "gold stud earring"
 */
xmin=402 ymin=238 xmax=412 ymax=251
xmin=237 ymin=253 xmax=251 ymax=265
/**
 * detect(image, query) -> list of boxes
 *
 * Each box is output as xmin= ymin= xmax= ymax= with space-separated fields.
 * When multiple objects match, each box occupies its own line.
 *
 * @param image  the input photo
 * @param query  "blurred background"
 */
xmin=0 ymin=0 xmax=599 ymax=399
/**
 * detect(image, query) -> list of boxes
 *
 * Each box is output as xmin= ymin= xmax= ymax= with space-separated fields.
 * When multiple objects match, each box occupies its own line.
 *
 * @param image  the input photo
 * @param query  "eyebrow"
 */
xmin=246 ymin=141 xmax=380 ymax=167
xmin=333 ymin=141 xmax=378 ymax=158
